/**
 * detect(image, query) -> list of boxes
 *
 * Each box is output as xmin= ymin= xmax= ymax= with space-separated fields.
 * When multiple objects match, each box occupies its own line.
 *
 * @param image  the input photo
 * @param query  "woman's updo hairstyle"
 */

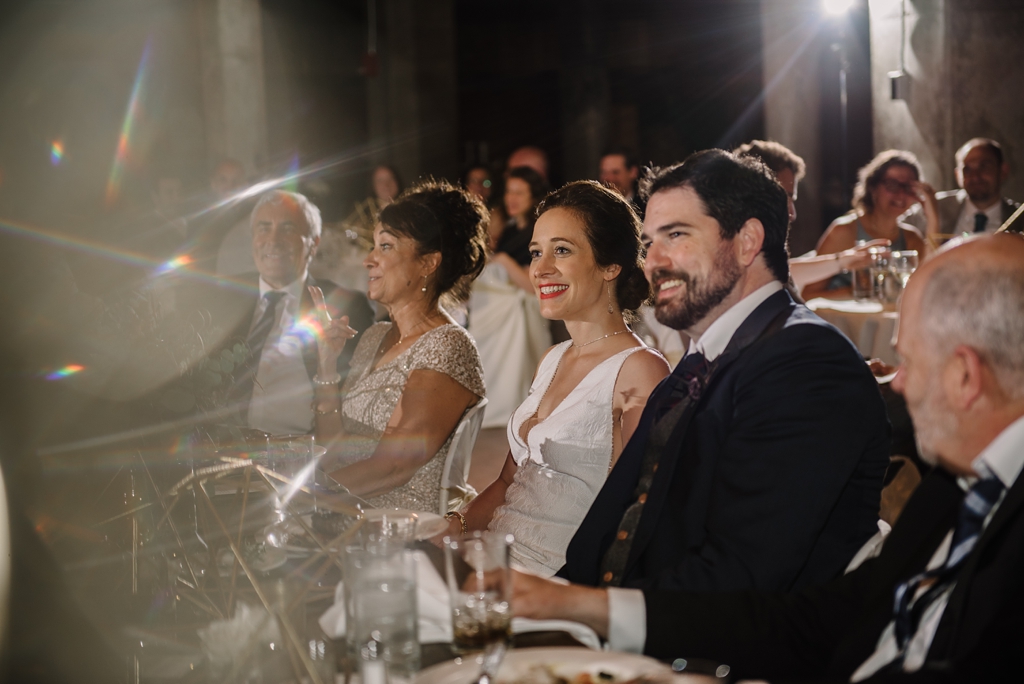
xmin=378 ymin=179 xmax=489 ymax=303
xmin=535 ymin=180 xmax=650 ymax=313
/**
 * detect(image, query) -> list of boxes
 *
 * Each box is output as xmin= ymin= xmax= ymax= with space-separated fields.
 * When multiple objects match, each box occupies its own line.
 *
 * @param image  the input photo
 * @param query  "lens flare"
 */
xmin=155 ymin=253 xmax=194 ymax=274
xmin=50 ymin=141 xmax=64 ymax=166
xmin=106 ymin=39 xmax=152 ymax=206
xmin=284 ymin=152 xmax=301 ymax=192
xmin=45 ymin=364 xmax=84 ymax=380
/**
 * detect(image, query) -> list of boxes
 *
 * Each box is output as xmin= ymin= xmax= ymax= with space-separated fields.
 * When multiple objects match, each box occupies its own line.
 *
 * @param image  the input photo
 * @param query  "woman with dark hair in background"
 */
xmin=445 ymin=181 xmax=669 ymax=576
xmin=312 ymin=180 xmax=488 ymax=513
xmin=803 ymin=149 xmax=938 ymax=299
xmin=468 ymin=166 xmax=554 ymax=430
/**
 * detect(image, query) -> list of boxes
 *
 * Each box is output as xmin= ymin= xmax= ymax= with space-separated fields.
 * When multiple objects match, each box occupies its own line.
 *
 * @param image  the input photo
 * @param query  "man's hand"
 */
xmin=309 ymin=285 xmax=358 ymax=374
xmin=511 ymin=570 xmax=611 ymax=638
xmin=912 ymin=181 xmax=940 ymax=230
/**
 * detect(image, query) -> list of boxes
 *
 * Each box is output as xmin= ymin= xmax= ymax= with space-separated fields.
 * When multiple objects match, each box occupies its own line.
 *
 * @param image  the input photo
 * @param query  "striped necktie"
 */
xmin=229 ymin=290 xmax=287 ymax=408
xmin=892 ymin=474 xmax=1005 ymax=651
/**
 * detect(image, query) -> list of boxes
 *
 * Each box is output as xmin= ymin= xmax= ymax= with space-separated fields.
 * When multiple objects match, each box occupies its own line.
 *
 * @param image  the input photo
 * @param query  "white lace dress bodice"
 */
xmin=488 ymin=341 xmax=650 ymax=576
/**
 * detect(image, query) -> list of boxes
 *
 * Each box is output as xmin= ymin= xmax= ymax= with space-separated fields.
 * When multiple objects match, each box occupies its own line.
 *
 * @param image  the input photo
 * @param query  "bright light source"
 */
xmin=823 ymin=0 xmax=855 ymax=15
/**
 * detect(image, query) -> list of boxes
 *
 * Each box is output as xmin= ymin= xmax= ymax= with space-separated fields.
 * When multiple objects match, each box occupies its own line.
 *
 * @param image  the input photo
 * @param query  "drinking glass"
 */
xmin=343 ymin=544 xmax=420 ymax=682
xmin=890 ymin=250 xmax=919 ymax=289
xmin=444 ymin=532 xmax=513 ymax=684
xmin=853 ymin=246 xmax=889 ymax=301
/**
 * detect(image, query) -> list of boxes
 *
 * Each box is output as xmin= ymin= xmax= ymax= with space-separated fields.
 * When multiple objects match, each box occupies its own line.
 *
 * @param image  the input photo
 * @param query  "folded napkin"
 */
xmin=319 ymin=550 xmax=453 ymax=643
xmin=318 ymin=551 xmax=601 ymax=649
xmin=805 ymin=298 xmax=884 ymax=314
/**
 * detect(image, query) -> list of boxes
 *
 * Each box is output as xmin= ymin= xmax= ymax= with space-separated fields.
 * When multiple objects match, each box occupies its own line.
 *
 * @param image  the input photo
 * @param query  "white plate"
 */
xmin=416 ymin=647 xmax=674 ymax=684
xmin=362 ymin=508 xmax=449 ymax=540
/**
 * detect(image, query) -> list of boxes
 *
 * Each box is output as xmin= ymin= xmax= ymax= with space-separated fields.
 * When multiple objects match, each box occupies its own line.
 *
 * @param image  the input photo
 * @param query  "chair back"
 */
xmin=439 ymin=397 xmax=488 ymax=514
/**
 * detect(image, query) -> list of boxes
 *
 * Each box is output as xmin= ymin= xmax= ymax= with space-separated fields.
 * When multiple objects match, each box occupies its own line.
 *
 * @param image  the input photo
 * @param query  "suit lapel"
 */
xmin=623 ymin=289 xmax=797 ymax=576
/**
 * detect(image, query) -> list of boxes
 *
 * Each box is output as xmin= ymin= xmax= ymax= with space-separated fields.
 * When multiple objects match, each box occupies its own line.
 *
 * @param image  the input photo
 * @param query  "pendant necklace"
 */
xmin=573 ymin=329 xmax=631 ymax=348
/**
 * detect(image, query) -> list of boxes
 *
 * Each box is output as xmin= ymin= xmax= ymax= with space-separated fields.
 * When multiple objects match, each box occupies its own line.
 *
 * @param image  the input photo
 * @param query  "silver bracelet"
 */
xmin=313 ymin=372 xmax=342 ymax=386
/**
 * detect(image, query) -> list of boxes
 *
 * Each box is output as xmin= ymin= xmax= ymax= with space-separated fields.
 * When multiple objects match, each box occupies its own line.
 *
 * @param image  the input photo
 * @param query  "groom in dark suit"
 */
xmin=560 ymin=150 xmax=890 ymax=601
xmin=514 ymin=233 xmax=1024 ymax=681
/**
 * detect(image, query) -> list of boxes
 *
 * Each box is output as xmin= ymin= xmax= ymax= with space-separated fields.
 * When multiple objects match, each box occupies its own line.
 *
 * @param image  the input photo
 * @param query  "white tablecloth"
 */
xmin=806 ymin=298 xmax=899 ymax=365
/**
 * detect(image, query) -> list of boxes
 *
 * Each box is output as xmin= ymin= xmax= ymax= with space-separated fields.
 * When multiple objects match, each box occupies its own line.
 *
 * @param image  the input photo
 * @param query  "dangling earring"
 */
xmin=421 ymin=274 xmax=428 ymax=293
xmin=607 ymin=281 xmax=615 ymax=315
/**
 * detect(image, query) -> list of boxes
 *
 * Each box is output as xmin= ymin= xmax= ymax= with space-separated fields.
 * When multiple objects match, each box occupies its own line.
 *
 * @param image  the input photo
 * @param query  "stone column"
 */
xmin=368 ymin=0 xmax=458 ymax=183
xmin=761 ymin=0 xmax=826 ymax=256
xmin=559 ymin=0 xmax=609 ymax=183
xmin=198 ymin=0 xmax=269 ymax=175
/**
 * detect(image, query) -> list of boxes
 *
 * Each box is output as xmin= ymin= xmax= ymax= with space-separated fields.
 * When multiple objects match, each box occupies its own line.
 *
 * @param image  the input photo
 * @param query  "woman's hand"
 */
xmin=309 ymin=285 xmax=358 ymax=375
xmin=912 ymin=181 xmax=940 ymax=228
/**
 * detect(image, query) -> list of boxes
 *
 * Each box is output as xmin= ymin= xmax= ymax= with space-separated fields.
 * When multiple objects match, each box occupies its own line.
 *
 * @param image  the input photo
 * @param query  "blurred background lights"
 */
xmin=50 ymin=140 xmax=64 ymax=166
xmin=823 ymin=0 xmax=856 ymax=15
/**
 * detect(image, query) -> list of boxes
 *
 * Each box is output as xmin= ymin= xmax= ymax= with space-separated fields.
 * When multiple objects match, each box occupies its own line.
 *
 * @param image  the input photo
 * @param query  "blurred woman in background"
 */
xmin=468 ymin=166 xmax=553 ymax=430
xmin=803 ymin=150 xmax=937 ymax=299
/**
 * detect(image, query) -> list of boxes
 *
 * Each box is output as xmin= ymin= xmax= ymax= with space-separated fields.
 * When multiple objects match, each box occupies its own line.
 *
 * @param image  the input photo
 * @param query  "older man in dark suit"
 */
xmin=514 ymin=233 xmax=1024 ymax=681
xmin=557 ymin=151 xmax=890 ymax=630
xmin=208 ymin=190 xmax=374 ymax=435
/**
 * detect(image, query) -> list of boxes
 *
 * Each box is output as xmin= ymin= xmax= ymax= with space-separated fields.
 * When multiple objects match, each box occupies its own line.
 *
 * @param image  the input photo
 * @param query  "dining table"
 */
xmin=805 ymin=298 xmax=900 ymax=366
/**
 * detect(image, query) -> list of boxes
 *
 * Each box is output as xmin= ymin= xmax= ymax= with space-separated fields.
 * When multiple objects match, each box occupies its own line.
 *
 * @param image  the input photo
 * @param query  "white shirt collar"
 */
xmin=963 ymin=195 xmax=1003 ymax=225
xmin=258 ymin=273 xmax=307 ymax=302
xmin=966 ymin=413 xmax=1024 ymax=490
xmin=686 ymin=281 xmax=785 ymax=361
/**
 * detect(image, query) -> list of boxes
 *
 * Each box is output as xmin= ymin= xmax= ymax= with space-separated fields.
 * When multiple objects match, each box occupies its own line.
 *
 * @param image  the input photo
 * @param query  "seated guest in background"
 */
xmin=804 ymin=150 xmax=937 ymax=299
xmin=732 ymin=141 xmax=891 ymax=296
xmin=215 ymin=190 xmax=374 ymax=436
xmin=599 ymin=147 xmax=641 ymax=210
xmin=462 ymin=164 xmax=494 ymax=206
xmin=733 ymin=139 xmax=805 ymax=223
xmin=507 ymin=145 xmax=550 ymax=182
xmin=559 ymin=150 xmax=890 ymax=595
xmin=905 ymin=137 xmax=1021 ymax=236
xmin=443 ymin=181 xmax=669 ymax=576
xmin=512 ymin=233 xmax=1024 ymax=682
xmin=469 ymin=166 xmax=553 ymax=430
xmin=314 ymin=180 xmax=488 ymax=513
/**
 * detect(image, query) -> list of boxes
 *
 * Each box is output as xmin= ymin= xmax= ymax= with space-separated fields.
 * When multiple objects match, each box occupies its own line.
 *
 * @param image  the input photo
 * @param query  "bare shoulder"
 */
xmin=817 ymin=215 xmax=858 ymax=253
xmin=618 ymin=346 xmax=671 ymax=387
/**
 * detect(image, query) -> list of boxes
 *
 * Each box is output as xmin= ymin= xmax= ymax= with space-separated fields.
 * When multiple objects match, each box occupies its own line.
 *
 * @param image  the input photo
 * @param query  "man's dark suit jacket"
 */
xmin=643 ymin=464 xmax=1024 ymax=682
xmin=206 ymin=272 xmax=375 ymax=389
xmin=561 ymin=289 xmax=891 ymax=593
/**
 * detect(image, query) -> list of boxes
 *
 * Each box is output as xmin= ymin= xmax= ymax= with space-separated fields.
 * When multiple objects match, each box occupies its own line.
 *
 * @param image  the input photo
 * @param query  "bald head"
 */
xmin=507 ymin=146 xmax=549 ymax=181
xmin=914 ymin=234 xmax=1024 ymax=400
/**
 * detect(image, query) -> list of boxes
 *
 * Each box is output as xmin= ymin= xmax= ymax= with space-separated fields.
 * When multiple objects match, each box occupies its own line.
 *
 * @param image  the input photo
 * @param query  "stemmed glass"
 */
xmin=444 ymin=532 xmax=514 ymax=684
xmin=890 ymin=250 xmax=919 ymax=289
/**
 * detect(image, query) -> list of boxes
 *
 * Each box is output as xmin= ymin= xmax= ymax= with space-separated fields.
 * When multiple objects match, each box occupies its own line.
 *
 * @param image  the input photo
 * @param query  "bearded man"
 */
xmin=557 ymin=151 xmax=891 ymax=639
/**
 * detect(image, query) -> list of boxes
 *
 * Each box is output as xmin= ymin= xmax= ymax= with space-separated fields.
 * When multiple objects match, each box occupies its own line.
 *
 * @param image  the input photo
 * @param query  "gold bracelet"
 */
xmin=444 ymin=510 xmax=467 ymax=535
xmin=314 ymin=406 xmax=340 ymax=417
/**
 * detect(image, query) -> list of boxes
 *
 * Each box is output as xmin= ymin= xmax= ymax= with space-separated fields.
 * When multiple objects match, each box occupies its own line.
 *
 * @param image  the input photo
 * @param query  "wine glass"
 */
xmin=444 ymin=532 xmax=513 ymax=684
xmin=890 ymin=250 xmax=919 ymax=289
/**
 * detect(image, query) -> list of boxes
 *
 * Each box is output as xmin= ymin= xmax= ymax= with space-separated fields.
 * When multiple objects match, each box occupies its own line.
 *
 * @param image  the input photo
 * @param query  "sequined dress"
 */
xmin=334 ymin=322 xmax=485 ymax=512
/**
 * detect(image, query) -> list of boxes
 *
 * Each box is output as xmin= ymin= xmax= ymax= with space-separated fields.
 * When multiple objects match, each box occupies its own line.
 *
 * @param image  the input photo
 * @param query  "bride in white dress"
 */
xmin=444 ymin=181 xmax=669 ymax=576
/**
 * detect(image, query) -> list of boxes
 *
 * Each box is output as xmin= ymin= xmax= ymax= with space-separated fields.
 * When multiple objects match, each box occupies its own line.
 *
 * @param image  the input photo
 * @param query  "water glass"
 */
xmin=853 ymin=246 xmax=889 ymax=300
xmin=343 ymin=544 xmax=420 ymax=682
xmin=890 ymin=250 xmax=919 ymax=289
xmin=444 ymin=532 xmax=513 ymax=657
xmin=356 ymin=510 xmax=420 ymax=546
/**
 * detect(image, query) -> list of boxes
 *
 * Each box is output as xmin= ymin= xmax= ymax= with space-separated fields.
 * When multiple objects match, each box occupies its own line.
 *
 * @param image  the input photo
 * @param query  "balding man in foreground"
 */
xmin=514 ymin=233 xmax=1024 ymax=681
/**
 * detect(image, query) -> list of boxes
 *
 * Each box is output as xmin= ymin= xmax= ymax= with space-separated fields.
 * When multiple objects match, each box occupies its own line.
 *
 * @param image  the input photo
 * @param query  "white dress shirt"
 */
xmin=851 ymin=414 xmax=1024 ymax=680
xmin=607 ymin=280 xmax=785 ymax=653
xmin=953 ymin=196 xmax=1004 ymax=235
xmin=246 ymin=275 xmax=316 ymax=436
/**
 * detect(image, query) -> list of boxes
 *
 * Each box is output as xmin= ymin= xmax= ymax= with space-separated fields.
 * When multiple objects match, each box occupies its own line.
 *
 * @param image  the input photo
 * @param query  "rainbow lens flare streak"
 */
xmin=50 ymin=141 xmax=64 ymax=166
xmin=155 ymin=253 xmax=193 ymax=275
xmin=45 ymin=364 xmax=84 ymax=381
xmin=105 ymin=39 xmax=152 ymax=206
